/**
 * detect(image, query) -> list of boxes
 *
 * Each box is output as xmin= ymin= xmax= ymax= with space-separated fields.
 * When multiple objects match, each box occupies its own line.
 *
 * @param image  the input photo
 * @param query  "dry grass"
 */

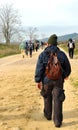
xmin=0 ymin=44 xmax=20 ymax=58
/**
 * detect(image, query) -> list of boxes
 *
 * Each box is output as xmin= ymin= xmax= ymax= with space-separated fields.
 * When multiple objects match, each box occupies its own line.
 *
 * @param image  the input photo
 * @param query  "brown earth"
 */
xmin=0 ymin=49 xmax=78 ymax=130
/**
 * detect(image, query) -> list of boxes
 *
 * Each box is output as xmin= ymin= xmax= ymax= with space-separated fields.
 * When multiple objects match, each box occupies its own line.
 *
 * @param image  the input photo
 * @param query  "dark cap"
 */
xmin=48 ymin=34 xmax=58 ymax=45
xmin=68 ymin=38 xmax=72 ymax=42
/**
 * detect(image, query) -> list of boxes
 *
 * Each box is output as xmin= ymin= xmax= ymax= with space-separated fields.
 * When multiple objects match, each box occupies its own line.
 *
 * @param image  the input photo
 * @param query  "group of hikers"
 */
xmin=19 ymin=37 xmax=75 ymax=59
xmin=19 ymin=40 xmax=40 ymax=58
xmin=34 ymin=34 xmax=75 ymax=128
xmin=19 ymin=40 xmax=48 ymax=58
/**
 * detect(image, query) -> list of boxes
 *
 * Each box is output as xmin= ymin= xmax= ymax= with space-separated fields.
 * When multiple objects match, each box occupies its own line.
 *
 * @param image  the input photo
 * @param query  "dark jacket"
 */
xmin=35 ymin=45 xmax=71 ymax=84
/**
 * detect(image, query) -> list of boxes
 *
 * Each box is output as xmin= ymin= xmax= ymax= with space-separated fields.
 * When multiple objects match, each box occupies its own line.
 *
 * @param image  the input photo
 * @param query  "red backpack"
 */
xmin=45 ymin=52 xmax=62 ymax=80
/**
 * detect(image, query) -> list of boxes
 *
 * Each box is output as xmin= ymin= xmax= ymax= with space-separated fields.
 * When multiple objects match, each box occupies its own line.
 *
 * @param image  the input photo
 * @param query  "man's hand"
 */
xmin=37 ymin=82 xmax=42 ymax=90
xmin=64 ymin=77 xmax=68 ymax=80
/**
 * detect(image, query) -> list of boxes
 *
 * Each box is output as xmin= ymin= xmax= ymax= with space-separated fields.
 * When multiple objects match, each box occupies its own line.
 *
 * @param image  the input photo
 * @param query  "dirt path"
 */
xmin=0 ymin=49 xmax=78 ymax=130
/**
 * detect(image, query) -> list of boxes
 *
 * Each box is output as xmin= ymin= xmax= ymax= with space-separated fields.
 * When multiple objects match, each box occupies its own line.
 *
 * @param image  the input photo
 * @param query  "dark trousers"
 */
xmin=29 ymin=49 xmax=32 ymax=57
xmin=43 ymin=78 xmax=64 ymax=124
xmin=69 ymin=48 xmax=74 ymax=58
xmin=25 ymin=49 xmax=28 ymax=56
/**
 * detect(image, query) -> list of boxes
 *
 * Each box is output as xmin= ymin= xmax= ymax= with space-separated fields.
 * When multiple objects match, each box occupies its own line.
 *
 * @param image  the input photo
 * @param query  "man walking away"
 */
xmin=29 ymin=41 xmax=33 ymax=57
xmin=35 ymin=34 xmax=71 ymax=128
xmin=68 ymin=38 xmax=75 ymax=59
xmin=25 ymin=41 xmax=29 ymax=56
xmin=19 ymin=42 xmax=26 ymax=58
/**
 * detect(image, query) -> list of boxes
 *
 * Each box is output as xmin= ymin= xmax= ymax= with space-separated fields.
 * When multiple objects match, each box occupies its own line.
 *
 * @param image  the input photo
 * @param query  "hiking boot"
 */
xmin=44 ymin=112 xmax=51 ymax=120
xmin=55 ymin=121 xmax=62 ymax=128
xmin=44 ymin=114 xmax=51 ymax=120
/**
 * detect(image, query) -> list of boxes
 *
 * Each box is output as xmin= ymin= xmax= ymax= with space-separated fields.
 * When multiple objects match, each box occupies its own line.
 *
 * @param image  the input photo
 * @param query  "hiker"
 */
xmin=35 ymin=34 xmax=71 ymax=128
xmin=19 ymin=42 xmax=26 ymax=58
xmin=28 ymin=41 xmax=33 ymax=57
xmin=25 ymin=41 xmax=29 ymax=56
xmin=34 ymin=40 xmax=39 ymax=52
xmin=41 ymin=41 xmax=44 ymax=49
xmin=67 ymin=38 xmax=75 ymax=59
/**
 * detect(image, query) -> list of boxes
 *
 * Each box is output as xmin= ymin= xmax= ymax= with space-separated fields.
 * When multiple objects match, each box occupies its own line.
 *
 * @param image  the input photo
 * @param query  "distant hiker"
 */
xmin=34 ymin=40 xmax=39 ymax=52
xmin=35 ymin=34 xmax=71 ymax=128
xmin=28 ymin=41 xmax=33 ymax=57
xmin=19 ymin=42 xmax=26 ymax=58
xmin=25 ymin=41 xmax=29 ymax=56
xmin=67 ymin=38 xmax=75 ymax=59
xmin=41 ymin=41 xmax=44 ymax=49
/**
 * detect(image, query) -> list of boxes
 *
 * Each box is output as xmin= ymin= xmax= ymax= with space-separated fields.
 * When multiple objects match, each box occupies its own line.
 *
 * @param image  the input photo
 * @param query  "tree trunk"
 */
xmin=6 ymin=38 xmax=10 ymax=45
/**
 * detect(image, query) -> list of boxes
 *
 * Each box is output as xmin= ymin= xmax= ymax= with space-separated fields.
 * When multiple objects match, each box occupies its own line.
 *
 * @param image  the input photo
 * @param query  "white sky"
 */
xmin=0 ymin=0 xmax=78 ymax=36
xmin=0 ymin=0 xmax=78 ymax=26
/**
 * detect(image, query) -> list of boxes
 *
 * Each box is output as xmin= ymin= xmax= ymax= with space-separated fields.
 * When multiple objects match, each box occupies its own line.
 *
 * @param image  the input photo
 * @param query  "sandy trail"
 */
xmin=0 ymin=49 xmax=78 ymax=130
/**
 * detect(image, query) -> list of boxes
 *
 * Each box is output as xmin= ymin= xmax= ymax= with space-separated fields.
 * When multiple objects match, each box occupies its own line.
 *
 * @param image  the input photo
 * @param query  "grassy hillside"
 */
xmin=0 ymin=43 xmax=20 ymax=58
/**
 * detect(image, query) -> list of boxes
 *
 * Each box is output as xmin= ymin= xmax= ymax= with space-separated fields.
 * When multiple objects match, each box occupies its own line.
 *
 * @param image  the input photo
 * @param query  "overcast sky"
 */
xmin=0 ymin=0 xmax=78 ymax=36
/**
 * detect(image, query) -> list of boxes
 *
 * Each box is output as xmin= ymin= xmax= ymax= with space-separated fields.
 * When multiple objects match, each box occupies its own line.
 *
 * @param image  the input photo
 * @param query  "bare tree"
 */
xmin=41 ymin=33 xmax=46 ymax=39
xmin=26 ymin=27 xmax=38 ymax=41
xmin=0 ymin=4 xmax=22 ymax=44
